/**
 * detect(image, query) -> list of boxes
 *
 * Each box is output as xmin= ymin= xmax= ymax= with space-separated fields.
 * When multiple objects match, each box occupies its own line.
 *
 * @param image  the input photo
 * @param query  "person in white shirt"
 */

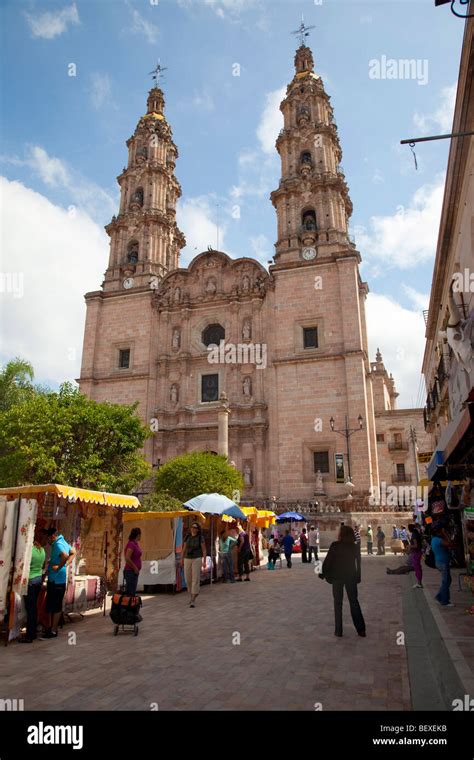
xmin=308 ymin=525 xmax=320 ymax=562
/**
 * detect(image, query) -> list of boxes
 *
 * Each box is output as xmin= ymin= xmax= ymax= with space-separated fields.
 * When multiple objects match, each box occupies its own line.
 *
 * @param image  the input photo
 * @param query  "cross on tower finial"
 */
xmin=148 ymin=60 xmax=168 ymax=88
xmin=291 ymin=15 xmax=316 ymax=47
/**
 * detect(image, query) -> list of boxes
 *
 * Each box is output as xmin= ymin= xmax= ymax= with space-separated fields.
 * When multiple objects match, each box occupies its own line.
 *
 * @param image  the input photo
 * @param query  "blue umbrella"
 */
xmin=276 ymin=511 xmax=307 ymax=523
xmin=183 ymin=493 xmax=247 ymax=586
xmin=184 ymin=493 xmax=246 ymax=520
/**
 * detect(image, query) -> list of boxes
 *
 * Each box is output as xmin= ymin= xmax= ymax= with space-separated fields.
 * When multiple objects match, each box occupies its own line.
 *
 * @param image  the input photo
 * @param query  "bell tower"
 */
xmin=271 ymin=43 xmax=353 ymax=265
xmin=103 ymin=85 xmax=185 ymax=292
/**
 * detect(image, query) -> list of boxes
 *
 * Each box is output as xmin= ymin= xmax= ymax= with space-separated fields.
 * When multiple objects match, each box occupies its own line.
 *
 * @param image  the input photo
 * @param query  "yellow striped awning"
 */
xmin=0 ymin=484 xmax=140 ymax=509
xmin=123 ymin=510 xmax=205 ymax=521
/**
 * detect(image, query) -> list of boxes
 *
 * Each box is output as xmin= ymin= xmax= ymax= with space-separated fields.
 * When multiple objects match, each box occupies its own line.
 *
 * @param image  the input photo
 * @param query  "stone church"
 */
xmin=79 ymin=43 xmax=431 ymax=507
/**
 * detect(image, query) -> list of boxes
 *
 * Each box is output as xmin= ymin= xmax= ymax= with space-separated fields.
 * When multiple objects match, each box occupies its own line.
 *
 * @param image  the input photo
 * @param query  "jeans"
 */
xmin=124 ymin=567 xmax=139 ymax=596
xmin=367 ymin=542 xmax=373 ymax=555
xmin=435 ymin=562 xmax=451 ymax=605
xmin=332 ymin=581 xmax=366 ymax=635
xmin=24 ymin=576 xmax=42 ymax=639
xmin=222 ymin=553 xmax=234 ymax=582
xmin=285 ymin=552 xmax=292 ymax=568
xmin=238 ymin=552 xmax=250 ymax=577
xmin=308 ymin=546 xmax=319 ymax=562
xmin=301 ymin=546 xmax=308 ymax=563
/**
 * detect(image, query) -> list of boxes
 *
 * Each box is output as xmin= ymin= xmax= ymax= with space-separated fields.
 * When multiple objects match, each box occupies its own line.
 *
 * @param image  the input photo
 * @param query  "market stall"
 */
xmin=121 ymin=510 xmax=206 ymax=592
xmin=0 ymin=484 xmax=139 ymax=644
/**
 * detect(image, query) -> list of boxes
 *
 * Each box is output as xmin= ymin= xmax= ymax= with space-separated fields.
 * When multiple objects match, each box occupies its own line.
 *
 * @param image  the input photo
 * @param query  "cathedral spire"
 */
xmin=102 ymin=79 xmax=185 ymax=293
xmin=270 ymin=40 xmax=354 ymax=266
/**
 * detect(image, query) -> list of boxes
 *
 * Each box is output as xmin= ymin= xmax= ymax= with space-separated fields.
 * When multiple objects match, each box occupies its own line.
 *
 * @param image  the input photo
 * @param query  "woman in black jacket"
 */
xmin=322 ymin=525 xmax=366 ymax=638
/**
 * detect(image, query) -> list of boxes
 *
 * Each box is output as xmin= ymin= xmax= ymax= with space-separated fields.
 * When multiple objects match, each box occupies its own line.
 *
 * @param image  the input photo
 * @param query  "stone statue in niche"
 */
xmin=242 ymin=320 xmax=252 ymax=341
xmin=242 ymin=377 xmax=252 ymax=397
xmin=243 ymin=463 xmax=252 ymax=486
xmin=205 ymin=278 xmax=217 ymax=295
xmin=172 ymin=328 xmax=180 ymax=349
xmin=170 ymin=384 xmax=179 ymax=404
xmin=242 ymin=275 xmax=251 ymax=293
xmin=315 ymin=470 xmax=324 ymax=493
xmin=174 ymin=286 xmax=181 ymax=304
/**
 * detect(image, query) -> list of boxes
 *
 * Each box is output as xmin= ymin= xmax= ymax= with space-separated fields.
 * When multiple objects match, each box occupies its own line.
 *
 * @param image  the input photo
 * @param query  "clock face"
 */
xmin=123 ymin=277 xmax=134 ymax=290
xmin=302 ymin=247 xmax=317 ymax=261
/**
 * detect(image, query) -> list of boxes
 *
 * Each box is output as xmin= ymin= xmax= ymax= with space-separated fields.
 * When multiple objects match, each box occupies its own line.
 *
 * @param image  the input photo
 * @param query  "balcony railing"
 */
xmin=388 ymin=442 xmax=409 ymax=451
xmin=392 ymin=474 xmax=413 ymax=484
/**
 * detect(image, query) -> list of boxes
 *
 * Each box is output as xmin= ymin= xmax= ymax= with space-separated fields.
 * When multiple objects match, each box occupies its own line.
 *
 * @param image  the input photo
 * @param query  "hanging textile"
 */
xmin=11 ymin=498 xmax=38 ymax=597
xmin=0 ymin=499 xmax=16 ymax=617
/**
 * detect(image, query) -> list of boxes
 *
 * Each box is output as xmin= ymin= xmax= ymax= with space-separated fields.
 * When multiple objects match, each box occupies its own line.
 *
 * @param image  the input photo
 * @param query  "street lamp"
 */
xmin=329 ymin=415 xmax=364 ymax=482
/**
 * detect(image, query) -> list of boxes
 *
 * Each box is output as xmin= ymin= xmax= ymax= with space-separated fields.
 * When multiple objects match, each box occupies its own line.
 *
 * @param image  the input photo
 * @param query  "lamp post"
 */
xmin=329 ymin=414 xmax=364 ymax=483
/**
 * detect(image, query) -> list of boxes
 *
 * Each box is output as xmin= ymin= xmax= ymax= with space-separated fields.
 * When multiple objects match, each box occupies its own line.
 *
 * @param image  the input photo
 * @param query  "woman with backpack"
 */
xmin=321 ymin=525 xmax=366 ymax=638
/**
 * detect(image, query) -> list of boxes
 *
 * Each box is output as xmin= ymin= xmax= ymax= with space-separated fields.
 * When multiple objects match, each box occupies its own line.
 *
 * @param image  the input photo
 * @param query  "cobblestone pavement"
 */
xmin=1 ymin=554 xmax=413 ymax=711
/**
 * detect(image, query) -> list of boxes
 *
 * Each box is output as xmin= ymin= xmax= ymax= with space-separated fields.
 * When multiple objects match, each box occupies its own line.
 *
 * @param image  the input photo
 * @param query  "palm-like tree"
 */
xmin=0 ymin=358 xmax=35 ymax=411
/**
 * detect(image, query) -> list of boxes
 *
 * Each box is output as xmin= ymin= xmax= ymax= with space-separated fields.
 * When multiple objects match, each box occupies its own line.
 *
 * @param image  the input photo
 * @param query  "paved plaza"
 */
xmin=1 ymin=554 xmax=472 ymax=712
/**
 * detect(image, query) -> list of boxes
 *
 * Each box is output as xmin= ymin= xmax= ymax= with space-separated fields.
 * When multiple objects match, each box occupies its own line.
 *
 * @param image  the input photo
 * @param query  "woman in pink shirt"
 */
xmin=124 ymin=528 xmax=142 ymax=596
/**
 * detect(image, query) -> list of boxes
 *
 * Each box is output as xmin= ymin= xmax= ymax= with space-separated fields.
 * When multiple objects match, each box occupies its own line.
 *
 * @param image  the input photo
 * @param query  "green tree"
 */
xmin=0 ymin=382 xmax=151 ymax=492
xmin=0 ymin=357 xmax=35 ymax=411
xmin=141 ymin=490 xmax=184 ymax=512
xmin=153 ymin=451 xmax=244 ymax=503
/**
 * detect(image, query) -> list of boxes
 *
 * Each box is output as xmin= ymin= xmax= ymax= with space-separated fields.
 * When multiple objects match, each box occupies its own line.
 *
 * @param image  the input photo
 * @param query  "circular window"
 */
xmin=202 ymin=323 xmax=225 ymax=347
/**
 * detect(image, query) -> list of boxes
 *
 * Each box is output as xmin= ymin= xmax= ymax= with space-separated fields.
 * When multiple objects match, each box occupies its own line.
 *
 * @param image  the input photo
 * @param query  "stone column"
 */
xmin=217 ymin=391 xmax=230 ymax=458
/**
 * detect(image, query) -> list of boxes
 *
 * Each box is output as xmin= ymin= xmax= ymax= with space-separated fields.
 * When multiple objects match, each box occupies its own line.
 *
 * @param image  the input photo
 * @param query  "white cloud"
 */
xmin=366 ymin=292 xmax=426 ymax=407
xmin=354 ymin=176 xmax=444 ymax=272
xmin=89 ymin=73 xmax=114 ymax=110
xmin=128 ymin=7 xmax=159 ymax=44
xmin=402 ymin=285 xmax=430 ymax=311
xmin=372 ymin=169 xmax=384 ymax=185
xmin=177 ymin=196 xmax=227 ymax=264
xmin=256 ymin=87 xmax=285 ymax=155
xmin=1 ymin=145 xmax=116 ymax=222
xmin=250 ymin=234 xmax=272 ymax=264
xmin=24 ymin=3 xmax=80 ymax=39
xmin=230 ymin=88 xmax=283 ymax=201
xmin=178 ymin=0 xmax=260 ymax=19
xmin=414 ymin=83 xmax=456 ymax=135
xmin=26 ymin=146 xmax=70 ymax=187
xmin=0 ymin=177 xmax=107 ymax=385
xmin=192 ymin=90 xmax=215 ymax=111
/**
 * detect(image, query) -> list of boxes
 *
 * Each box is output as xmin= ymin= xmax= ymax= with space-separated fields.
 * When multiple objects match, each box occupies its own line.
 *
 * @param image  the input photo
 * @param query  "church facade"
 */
xmin=79 ymin=43 xmax=431 ymax=506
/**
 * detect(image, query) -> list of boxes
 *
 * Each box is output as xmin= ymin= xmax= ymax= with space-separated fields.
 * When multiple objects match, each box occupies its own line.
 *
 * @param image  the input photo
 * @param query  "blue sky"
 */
xmin=0 ymin=0 xmax=466 ymax=406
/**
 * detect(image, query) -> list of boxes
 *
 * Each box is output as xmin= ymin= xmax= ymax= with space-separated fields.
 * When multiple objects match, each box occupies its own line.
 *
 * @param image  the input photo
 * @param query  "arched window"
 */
xmin=302 ymin=209 xmax=317 ymax=231
xmin=137 ymin=146 xmax=147 ymax=160
xmin=127 ymin=240 xmax=139 ymax=264
xmin=130 ymin=187 xmax=144 ymax=207
xmin=301 ymin=151 xmax=312 ymax=166
xmin=202 ymin=323 xmax=225 ymax=347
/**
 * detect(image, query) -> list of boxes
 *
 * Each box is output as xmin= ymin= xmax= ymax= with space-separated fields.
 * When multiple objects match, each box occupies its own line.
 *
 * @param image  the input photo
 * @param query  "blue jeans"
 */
xmin=124 ymin=567 xmax=139 ymax=596
xmin=222 ymin=554 xmax=234 ymax=582
xmin=435 ymin=563 xmax=451 ymax=605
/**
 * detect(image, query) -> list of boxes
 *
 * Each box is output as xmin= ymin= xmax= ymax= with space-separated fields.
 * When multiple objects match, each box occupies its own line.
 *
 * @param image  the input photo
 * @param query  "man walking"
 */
xmin=308 ymin=524 xmax=320 ymax=563
xmin=282 ymin=530 xmax=295 ymax=568
xmin=376 ymin=526 xmax=386 ymax=555
xmin=366 ymin=525 xmax=374 ymax=555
